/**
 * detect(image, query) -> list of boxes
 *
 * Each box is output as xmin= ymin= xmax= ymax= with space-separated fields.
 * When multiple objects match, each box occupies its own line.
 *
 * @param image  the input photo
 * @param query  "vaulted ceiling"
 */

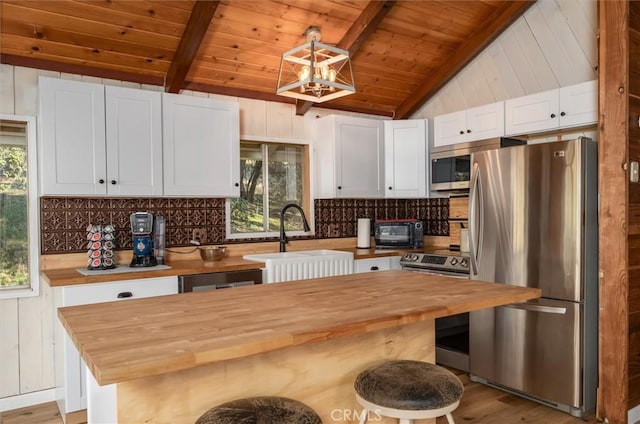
xmin=0 ymin=0 xmax=535 ymax=118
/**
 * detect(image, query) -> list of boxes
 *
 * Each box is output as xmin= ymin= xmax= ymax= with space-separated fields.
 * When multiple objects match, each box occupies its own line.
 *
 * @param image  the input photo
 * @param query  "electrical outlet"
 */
xmin=192 ymin=228 xmax=207 ymax=243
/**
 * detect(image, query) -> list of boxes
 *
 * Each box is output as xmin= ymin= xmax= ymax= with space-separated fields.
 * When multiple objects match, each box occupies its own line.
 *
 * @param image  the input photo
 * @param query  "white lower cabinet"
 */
xmin=354 ymin=256 xmax=401 ymax=273
xmin=54 ymin=276 xmax=178 ymax=422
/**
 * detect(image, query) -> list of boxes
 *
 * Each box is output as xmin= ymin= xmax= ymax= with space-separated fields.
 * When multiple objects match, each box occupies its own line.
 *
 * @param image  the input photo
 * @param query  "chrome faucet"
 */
xmin=279 ymin=203 xmax=311 ymax=252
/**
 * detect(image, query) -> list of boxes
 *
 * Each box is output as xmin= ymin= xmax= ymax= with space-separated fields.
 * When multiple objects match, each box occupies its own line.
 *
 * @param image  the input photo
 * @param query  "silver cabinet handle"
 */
xmin=502 ymin=302 xmax=567 ymax=315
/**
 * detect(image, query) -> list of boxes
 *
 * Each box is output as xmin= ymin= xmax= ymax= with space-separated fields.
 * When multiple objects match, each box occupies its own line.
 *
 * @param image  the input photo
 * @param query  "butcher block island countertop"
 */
xmin=58 ymin=270 xmax=540 ymax=423
xmin=60 ymin=270 xmax=539 ymax=383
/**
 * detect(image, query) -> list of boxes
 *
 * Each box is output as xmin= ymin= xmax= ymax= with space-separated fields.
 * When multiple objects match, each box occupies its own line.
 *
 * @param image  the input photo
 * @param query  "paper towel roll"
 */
xmin=357 ymin=218 xmax=371 ymax=248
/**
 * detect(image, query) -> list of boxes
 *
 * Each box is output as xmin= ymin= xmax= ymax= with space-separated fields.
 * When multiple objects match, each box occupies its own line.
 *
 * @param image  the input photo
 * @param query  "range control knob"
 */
xmin=450 ymin=257 xmax=458 ymax=266
xmin=460 ymin=258 xmax=469 ymax=268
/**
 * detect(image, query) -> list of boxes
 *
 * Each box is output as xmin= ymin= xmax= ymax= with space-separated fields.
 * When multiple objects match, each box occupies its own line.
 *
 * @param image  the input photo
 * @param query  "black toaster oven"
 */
xmin=374 ymin=219 xmax=424 ymax=249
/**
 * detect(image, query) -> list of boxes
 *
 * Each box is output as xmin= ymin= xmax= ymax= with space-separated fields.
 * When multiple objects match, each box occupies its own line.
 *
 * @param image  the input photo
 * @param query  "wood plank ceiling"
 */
xmin=0 ymin=0 xmax=535 ymax=118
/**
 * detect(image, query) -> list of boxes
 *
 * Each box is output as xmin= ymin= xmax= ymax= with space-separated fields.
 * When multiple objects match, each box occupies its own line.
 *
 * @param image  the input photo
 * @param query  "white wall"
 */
xmin=0 ymin=0 xmax=598 ymax=410
xmin=412 ymin=0 xmax=597 ymax=120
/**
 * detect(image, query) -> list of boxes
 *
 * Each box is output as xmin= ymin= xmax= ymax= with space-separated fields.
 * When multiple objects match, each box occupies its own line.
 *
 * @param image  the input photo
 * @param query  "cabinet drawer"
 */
xmin=354 ymin=257 xmax=392 ymax=273
xmin=62 ymin=276 xmax=178 ymax=306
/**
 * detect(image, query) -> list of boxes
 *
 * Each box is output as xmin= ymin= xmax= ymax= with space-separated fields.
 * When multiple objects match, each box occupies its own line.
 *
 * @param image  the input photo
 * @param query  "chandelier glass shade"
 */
xmin=276 ymin=27 xmax=355 ymax=103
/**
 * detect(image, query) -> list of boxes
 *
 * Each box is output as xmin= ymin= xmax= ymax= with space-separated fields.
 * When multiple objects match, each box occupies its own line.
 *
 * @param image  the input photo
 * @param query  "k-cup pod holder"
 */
xmin=86 ymin=224 xmax=116 ymax=270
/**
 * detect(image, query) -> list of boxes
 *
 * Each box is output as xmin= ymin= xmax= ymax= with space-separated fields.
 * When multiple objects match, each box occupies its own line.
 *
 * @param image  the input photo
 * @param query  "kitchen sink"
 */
xmin=243 ymin=249 xmax=354 ymax=283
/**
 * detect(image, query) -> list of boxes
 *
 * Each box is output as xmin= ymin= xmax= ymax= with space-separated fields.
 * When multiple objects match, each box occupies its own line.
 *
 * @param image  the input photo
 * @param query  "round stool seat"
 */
xmin=195 ymin=396 xmax=322 ymax=424
xmin=354 ymin=360 xmax=463 ymax=411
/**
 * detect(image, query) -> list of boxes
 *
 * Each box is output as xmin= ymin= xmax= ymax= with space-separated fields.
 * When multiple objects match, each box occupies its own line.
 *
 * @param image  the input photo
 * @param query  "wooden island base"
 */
xmin=112 ymin=321 xmax=435 ymax=424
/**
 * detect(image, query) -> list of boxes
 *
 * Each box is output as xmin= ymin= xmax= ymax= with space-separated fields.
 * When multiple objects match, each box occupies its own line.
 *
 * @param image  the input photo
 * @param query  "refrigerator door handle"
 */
xmin=502 ymin=302 xmax=567 ymax=315
xmin=469 ymin=162 xmax=482 ymax=275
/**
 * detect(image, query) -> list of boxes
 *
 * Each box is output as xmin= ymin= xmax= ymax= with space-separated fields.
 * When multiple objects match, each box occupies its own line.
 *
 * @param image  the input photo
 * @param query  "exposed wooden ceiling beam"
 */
xmin=165 ymin=1 xmax=220 ymax=93
xmin=394 ymin=0 xmax=537 ymax=120
xmin=295 ymin=0 xmax=396 ymax=116
xmin=337 ymin=0 xmax=397 ymax=57
xmin=0 ymin=54 xmax=164 ymax=86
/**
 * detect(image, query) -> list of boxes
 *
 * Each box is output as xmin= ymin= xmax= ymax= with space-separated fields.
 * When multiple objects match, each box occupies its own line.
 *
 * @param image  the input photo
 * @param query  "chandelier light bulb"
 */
xmin=321 ymin=66 xmax=329 ymax=80
xmin=298 ymin=65 xmax=311 ymax=81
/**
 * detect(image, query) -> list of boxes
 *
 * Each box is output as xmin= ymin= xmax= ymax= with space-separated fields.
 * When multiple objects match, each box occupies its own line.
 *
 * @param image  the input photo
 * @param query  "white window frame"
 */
xmin=0 ymin=114 xmax=40 ymax=299
xmin=226 ymin=136 xmax=314 ymax=240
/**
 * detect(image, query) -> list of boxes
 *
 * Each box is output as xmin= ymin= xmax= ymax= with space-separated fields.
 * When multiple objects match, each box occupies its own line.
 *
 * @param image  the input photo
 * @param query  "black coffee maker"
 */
xmin=130 ymin=212 xmax=157 ymax=267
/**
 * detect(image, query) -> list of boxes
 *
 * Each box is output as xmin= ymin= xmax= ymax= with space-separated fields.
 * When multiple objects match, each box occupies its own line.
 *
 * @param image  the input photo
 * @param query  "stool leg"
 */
xmin=446 ymin=412 xmax=455 ymax=424
xmin=359 ymin=408 xmax=369 ymax=424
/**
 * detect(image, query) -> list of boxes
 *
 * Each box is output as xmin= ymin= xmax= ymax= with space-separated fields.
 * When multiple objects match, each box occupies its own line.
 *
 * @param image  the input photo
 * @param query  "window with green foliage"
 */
xmin=0 ymin=121 xmax=30 ymax=290
xmin=229 ymin=141 xmax=306 ymax=236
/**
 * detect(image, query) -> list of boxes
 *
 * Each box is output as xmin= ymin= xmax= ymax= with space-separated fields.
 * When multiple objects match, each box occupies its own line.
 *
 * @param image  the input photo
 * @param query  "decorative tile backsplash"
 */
xmin=314 ymin=198 xmax=449 ymax=238
xmin=40 ymin=197 xmax=450 ymax=254
xmin=40 ymin=197 xmax=226 ymax=254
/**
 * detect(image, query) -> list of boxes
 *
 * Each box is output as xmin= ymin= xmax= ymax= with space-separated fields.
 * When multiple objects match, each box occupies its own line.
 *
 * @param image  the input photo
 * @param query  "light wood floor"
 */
xmin=1 ymin=371 xmax=601 ymax=424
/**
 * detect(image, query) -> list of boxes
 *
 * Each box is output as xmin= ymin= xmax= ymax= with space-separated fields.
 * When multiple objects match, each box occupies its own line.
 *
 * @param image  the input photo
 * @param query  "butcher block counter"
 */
xmin=58 ymin=270 xmax=539 ymax=424
xmin=41 ymin=257 xmax=265 ymax=287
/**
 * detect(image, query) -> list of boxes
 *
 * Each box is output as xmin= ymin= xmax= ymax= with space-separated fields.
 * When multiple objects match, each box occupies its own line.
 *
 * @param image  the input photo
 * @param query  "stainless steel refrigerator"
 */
xmin=468 ymin=138 xmax=598 ymax=417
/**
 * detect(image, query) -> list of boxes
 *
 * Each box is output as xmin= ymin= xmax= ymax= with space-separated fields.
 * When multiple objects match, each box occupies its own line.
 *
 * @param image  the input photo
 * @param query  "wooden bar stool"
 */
xmin=354 ymin=360 xmax=464 ymax=424
xmin=194 ymin=396 xmax=322 ymax=424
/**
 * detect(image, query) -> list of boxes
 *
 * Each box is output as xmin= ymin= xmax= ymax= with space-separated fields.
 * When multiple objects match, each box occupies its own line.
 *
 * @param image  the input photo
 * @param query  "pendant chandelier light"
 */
xmin=276 ymin=26 xmax=355 ymax=103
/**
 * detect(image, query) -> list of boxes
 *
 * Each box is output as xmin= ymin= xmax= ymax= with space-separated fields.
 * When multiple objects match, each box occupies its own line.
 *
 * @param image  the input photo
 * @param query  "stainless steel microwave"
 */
xmin=430 ymin=137 xmax=526 ymax=192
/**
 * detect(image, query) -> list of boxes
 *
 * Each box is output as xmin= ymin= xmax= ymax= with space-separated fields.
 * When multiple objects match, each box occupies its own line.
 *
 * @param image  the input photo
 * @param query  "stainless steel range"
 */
xmin=400 ymin=252 xmax=470 ymax=372
xmin=399 ymin=252 xmax=469 ymax=276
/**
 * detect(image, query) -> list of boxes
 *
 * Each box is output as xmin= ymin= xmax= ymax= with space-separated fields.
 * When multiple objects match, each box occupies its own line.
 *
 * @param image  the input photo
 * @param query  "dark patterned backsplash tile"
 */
xmin=40 ymin=196 xmax=450 ymax=254
xmin=40 ymin=196 xmax=231 ymax=254
xmin=314 ymin=198 xmax=449 ymax=238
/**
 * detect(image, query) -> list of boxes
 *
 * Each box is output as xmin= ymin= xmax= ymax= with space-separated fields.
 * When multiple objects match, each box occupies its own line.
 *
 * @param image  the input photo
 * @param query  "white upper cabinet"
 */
xmin=558 ymin=80 xmax=598 ymax=128
xmin=505 ymin=80 xmax=597 ymax=136
xmin=162 ymin=93 xmax=240 ymax=197
xmin=105 ymin=86 xmax=162 ymax=196
xmin=40 ymin=77 xmax=107 ymax=195
xmin=434 ymin=101 xmax=504 ymax=147
xmin=384 ymin=119 xmax=427 ymax=198
xmin=314 ymin=115 xmax=384 ymax=198
xmin=39 ymin=77 xmax=162 ymax=196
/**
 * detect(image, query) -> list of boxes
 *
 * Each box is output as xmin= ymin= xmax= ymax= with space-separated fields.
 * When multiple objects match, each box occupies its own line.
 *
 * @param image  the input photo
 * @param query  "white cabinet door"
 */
xmin=433 ymin=110 xmax=466 ymax=147
xmin=558 ymin=80 xmax=597 ymax=128
xmin=105 ymin=86 xmax=162 ymax=196
xmin=505 ymin=81 xmax=597 ymax=136
xmin=39 ymin=77 xmax=107 ymax=195
xmin=336 ymin=116 xmax=384 ymax=198
xmin=315 ymin=115 xmax=384 ymax=198
xmin=434 ymin=102 xmax=504 ymax=146
xmin=465 ymin=101 xmax=505 ymax=141
xmin=505 ymin=89 xmax=559 ymax=136
xmin=162 ymin=93 xmax=240 ymax=196
xmin=54 ymin=277 xmax=178 ymax=415
xmin=384 ymin=119 xmax=427 ymax=198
